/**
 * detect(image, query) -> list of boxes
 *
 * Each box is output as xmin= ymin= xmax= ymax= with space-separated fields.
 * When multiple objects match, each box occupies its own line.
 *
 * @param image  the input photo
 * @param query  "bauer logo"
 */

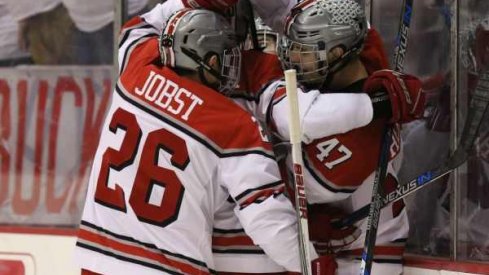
xmin=417 ymin=172 xmax=433 ymax=185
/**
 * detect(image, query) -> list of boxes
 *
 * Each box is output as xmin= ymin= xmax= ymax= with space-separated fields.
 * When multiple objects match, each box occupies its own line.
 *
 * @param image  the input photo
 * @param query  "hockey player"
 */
xmin=212 ymin=6 xmax=424 ymax=275
xmin=73 ymin=7 xmax=335 ymax=275
xmin=272 ymin=0 xmax=425 ymax=274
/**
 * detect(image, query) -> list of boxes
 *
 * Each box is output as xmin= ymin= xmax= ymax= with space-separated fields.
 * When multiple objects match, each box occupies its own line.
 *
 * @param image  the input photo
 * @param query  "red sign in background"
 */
xmin=0 ymin=66 xmax=112 ymax=226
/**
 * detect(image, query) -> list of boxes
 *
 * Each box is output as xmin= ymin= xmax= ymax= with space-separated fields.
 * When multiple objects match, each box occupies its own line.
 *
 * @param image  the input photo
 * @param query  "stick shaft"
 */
xmin=285 ymin=69 xmax=312 ymax=275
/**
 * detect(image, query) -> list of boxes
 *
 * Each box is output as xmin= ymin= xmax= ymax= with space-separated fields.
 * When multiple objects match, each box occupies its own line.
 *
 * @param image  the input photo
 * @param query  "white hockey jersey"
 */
xmin=73 ymin=11 xmax=304 ymax=275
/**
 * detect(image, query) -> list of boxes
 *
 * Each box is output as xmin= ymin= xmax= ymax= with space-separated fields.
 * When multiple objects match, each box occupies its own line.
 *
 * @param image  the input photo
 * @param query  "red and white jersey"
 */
xmin=74 ymin=10 xmax=304 ymax=275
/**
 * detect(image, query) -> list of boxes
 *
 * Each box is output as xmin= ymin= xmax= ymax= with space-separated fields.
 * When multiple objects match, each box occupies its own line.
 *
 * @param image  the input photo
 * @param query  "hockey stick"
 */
xmin=359 ymin=127 xmax=391 ymax=275
xmin=334 ymin=71 xmax=489 ymax=229
xmin=242 ymin=0 xmax=264 ymax=51
xmin=285 ymin=69 xmax=312 ymax=275
xmin=360 ymin=0 xmax=413 ymax=274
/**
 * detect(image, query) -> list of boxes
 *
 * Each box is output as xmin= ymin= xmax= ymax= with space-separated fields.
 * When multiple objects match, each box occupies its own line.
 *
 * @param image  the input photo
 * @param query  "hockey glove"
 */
xmin=182 ymin=0 xmax=238 ymax=14
xmin=311 ymin=254 xmax=338 ymax=275
xmin=364 ymin=69 xmax=426 ymax=124
xmin=308 ymin=204 xmax=361 ymax=254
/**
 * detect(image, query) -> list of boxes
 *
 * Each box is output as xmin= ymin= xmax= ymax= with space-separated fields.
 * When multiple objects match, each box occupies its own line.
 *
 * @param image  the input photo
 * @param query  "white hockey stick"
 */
xmin=285 ymin=69 xmax=312 ymax=275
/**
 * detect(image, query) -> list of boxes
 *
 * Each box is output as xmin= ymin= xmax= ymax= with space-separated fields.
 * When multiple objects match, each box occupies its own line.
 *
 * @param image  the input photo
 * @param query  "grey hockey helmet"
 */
xmin=244 ymin=17 xmax=279 ymax=53
xmin=255 ymin=17 xmax=279 ymax=53
xmin=160 ymin=9 xmax=241 ymax=93
xmin=278 ymin=0 xmax=367 ymax=88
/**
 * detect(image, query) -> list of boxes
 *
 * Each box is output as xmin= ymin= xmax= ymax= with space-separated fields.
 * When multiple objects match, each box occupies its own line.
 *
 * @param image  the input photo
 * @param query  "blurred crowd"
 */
xmin=0 ymin=0 xmax=154 ymax=66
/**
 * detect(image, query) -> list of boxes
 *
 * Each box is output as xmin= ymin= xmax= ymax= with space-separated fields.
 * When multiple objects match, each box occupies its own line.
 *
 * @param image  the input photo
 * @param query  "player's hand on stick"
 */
xmin=182 ymin=0 xmax=237 ymax=13
xmin=308 ymin=204 xmax=361 ymax=254
xmin=364 ymin=69 xmax=426 ymax=124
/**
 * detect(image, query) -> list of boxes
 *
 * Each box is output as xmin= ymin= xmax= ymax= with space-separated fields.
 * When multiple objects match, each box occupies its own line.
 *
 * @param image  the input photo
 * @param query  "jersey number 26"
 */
xmin=94 ymin=108 xmax=188 ymax=227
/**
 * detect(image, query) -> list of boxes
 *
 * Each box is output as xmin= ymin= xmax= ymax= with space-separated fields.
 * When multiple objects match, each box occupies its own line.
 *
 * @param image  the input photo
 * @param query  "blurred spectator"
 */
xmin=0 ymin=3 xmax=31 ymax=66
xmin=2 ymin=0 xmax=75 ymax=64
xmin=62 ymin=0 xmax=149 ymax=65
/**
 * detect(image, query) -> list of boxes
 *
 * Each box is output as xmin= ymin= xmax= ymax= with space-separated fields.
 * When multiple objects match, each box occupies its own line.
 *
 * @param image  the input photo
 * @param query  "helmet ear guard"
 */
xmin=159 ymin=9 xmax=241 ymax=93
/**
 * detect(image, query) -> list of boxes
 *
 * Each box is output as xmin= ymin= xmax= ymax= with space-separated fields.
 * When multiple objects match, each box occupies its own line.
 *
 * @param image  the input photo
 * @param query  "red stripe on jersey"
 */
xmin=238 ymin=186 xmax=285 ymax=209
xmin=81 ymin=269 xmax=102 ymax=275
xmin=212 ymin=235 xmax=255 ymax=246
xmin=78 ymin=228 xmax=210 ymax=274
xmin=121 ymin=16 xmax=144 ymax=32
xmin=272 ymin=87 xmax=287 ymax=102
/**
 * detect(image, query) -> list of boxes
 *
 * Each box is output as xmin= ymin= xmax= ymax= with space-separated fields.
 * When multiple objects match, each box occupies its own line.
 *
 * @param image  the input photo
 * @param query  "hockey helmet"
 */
xmin=255 ymin=17 xmax=279 ymax=54
xmin=159 ymin=9 xmax=241 ymax=93
xmin=278 ymin=0 xmax=367 ymax=88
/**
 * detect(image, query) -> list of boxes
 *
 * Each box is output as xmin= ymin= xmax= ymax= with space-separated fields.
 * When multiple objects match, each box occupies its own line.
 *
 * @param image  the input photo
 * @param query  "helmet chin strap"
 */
xmin=181 ymin=47 xmax=225 ymax=84
xmin=321 ymin=40 xmax=365 ymax=90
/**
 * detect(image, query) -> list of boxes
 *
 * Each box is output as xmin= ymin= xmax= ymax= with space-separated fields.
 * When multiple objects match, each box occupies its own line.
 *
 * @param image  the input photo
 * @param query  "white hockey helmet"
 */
xmin=278 ymin=0 xmax=367 ymax=88
xmin=159 ymin=9 xmax=241 ymax=93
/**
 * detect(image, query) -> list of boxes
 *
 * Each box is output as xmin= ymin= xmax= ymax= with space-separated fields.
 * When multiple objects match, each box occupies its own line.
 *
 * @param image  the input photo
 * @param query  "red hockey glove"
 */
xmin=364 ymin=69 xmax=426 ymax=124
xmin=312 ymin=255 xmax=338 ymax=275
xmin=308 ymin=204 xmax=361 ymax=254
xmin=182 ymin=0 xmax=238 ymax=13
xmin=475 ymin=21 xmax=489 ymax=72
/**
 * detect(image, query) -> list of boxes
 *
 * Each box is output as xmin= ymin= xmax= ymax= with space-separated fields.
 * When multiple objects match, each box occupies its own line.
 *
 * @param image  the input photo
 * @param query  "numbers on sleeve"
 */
xmin=94 ymin=108 xmax=189 ymax=227
xmin=315 ymin=138 xmax=352 ymax=169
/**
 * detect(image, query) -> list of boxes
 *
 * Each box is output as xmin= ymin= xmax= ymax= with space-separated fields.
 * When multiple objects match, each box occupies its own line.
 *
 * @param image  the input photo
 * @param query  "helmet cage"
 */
xmin=220 ymin=47 xmax=241 ymax=93
xmin=279 ymin=0 xmax=367 ymax=88
xmin=278 ymin=36 xmax=330 ymax=88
